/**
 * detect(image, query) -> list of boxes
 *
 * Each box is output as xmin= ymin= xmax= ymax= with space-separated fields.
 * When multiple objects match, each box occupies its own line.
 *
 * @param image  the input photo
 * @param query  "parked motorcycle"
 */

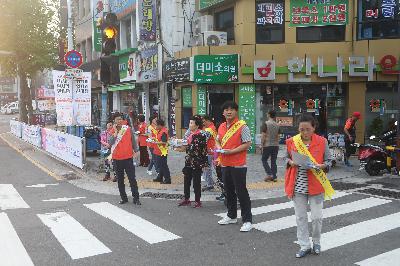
xmin=357 ymin=122 xmax=398 ymax=176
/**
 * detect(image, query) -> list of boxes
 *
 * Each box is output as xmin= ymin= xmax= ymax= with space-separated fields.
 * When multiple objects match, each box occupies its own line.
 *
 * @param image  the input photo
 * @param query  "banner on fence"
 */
xmin=10 ymin=120 xmax=22 ymax=138
xmin=41 ymin=128 xmax=84 ymax=169
xmin=21 ymin=123 xmax=42 ymax=148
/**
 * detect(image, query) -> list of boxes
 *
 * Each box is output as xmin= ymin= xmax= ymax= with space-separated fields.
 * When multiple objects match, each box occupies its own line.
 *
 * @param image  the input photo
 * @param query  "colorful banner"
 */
xmin=41 ymin=128 xmax=84 ymax=169
xmin=197 ymin=86 xmax=207 ymax=115
xmin=135 ymin=46 xmax=158 ymax=82
xmin=238 ymin=84 xmax=256 ymax=153
xmin=193 ymin=54 xmax=239 ymax=84
xmin=10 ymin=120 xmax=22 ymax=138
xmin=109 ymin=0 xmax=137 ymax=19
xmin=92 ymin=0 xmax=104 ymax=52
xmin=21 ymin=123 xmax=42 ymax=148
xmin=199 ymin=0 xmax=224 ymax=10
xmin=138 ymin=0 xmax=157 ymax=42
xmin=289 ymin=0 xmax=349 ymax=27
xmin=73 ymin=72 xmax=92 ymax=126
xmin=119 ymin=52 xmax=137 ymax=82
xmin=53 ymin=70 xmax=73 ymax=126
xmin=36 ymin=86 xmax=55 ymax=99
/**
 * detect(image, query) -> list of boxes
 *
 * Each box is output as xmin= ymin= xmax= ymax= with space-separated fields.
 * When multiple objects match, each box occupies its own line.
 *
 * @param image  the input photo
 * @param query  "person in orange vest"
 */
xmin=215 ymin=101 xmax=253 ymax=232
xmin=109 ymin=114 xmax=141 ymax=205
xmin=147 ymin=115 xmax=159 ymax=175
xmin=343 ymin=111 xmax=361 ymax=167
xmin=285 ymin=115 xmax=332 ymax=258
xmin=202 ymin=115 xmax=217 ymax=192
xmin=137 ymin=114 xmax=150 ymax=167
xmin=152 ymin=119 xmax=171 ymax=184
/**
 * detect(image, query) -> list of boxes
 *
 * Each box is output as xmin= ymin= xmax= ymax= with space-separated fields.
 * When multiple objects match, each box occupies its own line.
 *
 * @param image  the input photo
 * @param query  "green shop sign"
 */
xmin=193 ymin=54 xmax=239 ymax=84
xmin=289 ymin=0 xmax=349 ymax=27
xmin=197 ymin=86 xmax=207 ymax=115
xmin=238 ymin=84 xmax=256 ymax=153
xmin=182 ymin=87 xmax=193 ymax=108
xmin=199 ymin=0 xmax=224 ymax=10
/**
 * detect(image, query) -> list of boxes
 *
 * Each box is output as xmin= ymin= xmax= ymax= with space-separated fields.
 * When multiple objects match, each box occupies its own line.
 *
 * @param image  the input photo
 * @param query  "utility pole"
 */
xmin=100 ymin=0 xmax=110 ymax=130
xmin=397 ymin=73 xmax=400 ymax=172
xmin=67 ymin=0 xmax=73 ymax=51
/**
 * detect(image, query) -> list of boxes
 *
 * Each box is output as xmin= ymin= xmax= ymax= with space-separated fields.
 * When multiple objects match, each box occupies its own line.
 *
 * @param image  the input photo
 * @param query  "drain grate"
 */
xmin=357 ymin=188 xmax=400 ymax=199
xmin=140 ymin=192 xmax=184 ymax=200
xmin=331 ymin=182 xmax=367 ymax=190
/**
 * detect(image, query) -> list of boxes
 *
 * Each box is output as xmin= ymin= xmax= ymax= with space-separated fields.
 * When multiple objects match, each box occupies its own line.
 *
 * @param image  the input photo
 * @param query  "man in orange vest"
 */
xmin=215 ymin=101 xmax=253 ymax=232
xmin=109 ymin=114 xmax=141 ymax=205
xmin=202 ymin=115 xmax=217 ymax=191
xmin=152 ymin=119 xmax=171 ymax=184
xmin=147 ymin=115 xmax=159 ymax=175
xmin=137 ymin=114 xmax=150 ymax=167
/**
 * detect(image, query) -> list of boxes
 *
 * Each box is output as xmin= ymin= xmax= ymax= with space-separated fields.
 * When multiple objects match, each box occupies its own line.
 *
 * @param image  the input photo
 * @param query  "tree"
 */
xmin=0 ymin=0 xmax=59 ymax=123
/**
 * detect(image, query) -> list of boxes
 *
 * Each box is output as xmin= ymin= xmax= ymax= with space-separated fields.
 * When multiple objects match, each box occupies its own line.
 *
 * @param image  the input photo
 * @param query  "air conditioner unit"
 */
xmin=189 ymin=34 xmax=204 ymax=47
xmin=203 ymin=31 xmax=227 ymax=46
xmin=193 ymin=15 xmax=214 ymax=36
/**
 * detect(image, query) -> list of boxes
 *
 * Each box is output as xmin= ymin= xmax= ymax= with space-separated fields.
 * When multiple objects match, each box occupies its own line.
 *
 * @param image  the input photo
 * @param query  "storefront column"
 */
xmin=348 ymin=82 xmax=367 ymax=142
xmin=143 ymin=83 xmax=150 ymax=123
xmin=112 ymin=91 xmax=120 ymax=112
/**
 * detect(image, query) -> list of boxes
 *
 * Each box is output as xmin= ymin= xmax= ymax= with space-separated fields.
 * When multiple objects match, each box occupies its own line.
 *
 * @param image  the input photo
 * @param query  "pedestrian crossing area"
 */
xmin=2 ymin=183 xmax=400 ymax=265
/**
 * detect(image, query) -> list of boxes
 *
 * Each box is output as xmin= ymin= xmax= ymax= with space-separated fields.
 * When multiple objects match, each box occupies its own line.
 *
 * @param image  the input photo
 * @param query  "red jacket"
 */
xmin=112 ymin=126 xmax=134 ymax=160
xmin=217 ymin=119 xmax=247 ymax=167
xmin=205 ymin=123 xmax=217 ymax=154
xmin=284 ymin=134 xmax=326 ymax=198
xmin=138 ymin=122 xmax=148 ymax=147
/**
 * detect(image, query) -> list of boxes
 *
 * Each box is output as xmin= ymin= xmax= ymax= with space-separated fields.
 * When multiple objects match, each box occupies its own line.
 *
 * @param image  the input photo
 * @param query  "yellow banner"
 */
xmin=293 ymin=134 xmax=335 ymax=200
xmin=158 ymin=143 xmax=169 ymax=156
xmin=148 ymin=125 xmax=158 ymax=136
xmin=205 ymin=127 xmax=217 ymax=139
xmin=221 ymin=120 xmax=246 ymax=148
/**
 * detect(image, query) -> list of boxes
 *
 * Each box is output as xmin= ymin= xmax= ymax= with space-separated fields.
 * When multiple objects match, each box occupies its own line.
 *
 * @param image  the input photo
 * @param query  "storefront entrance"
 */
xmin=208 ymin=87 xmax=234 ymax=128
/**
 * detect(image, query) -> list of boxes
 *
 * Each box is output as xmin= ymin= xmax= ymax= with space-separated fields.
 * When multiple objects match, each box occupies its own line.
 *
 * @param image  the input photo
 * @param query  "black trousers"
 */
xmin=156 ymin=155 xmax=171 ymax=182
xmin=222 ymin=167 xmax=252 ymax=223
xmin=114 ymin=158 xmax=139 ymax=201
xmin=183 ymin=168 xmax=202 ymax=202
xmin=139 ymin=146 xmax=150 ymax=166
xmin=261 ymin=146 xmax=279 ymax=179
xmin=345 ymin=138 xmax=356 ymax=159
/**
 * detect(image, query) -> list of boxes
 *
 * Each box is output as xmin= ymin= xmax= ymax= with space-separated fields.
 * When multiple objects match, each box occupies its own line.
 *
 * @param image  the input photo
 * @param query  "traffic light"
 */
xmin=100 ymin=55 xmax=119 ymax=85
xmin=102 ymin=13 xmax=119 ymax=56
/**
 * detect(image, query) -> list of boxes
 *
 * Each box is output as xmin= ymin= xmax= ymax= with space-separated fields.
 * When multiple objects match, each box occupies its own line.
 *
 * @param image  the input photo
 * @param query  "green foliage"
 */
xmin=368 ymin=117 xmax=384 ymax=137
xmin=0 ymin=0 xmax=59 ymax=75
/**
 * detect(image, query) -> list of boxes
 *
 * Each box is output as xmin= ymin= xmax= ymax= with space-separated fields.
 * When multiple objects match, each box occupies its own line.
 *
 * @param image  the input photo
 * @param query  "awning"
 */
xmin=108 ymin=82 xmax=136 ymax=91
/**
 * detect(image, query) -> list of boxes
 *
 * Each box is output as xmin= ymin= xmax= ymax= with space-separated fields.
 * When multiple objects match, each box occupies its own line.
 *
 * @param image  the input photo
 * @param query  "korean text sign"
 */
xmin=138 ymin=0 xmax=156 ymax=41
xmin=290 ymin=0 xmax=349 ymax=27
xmin=193 ymin=54 xmax=239 ymax=84
xmin=238 ymin=84 xmax=256 ymax=153
xmin=136 ymin=47 xmax=158 ymax=82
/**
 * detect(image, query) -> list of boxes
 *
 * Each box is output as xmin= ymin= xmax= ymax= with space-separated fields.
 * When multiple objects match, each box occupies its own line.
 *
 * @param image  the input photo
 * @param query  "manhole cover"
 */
xmin=140 ymin=192 xmax=184 ymax=200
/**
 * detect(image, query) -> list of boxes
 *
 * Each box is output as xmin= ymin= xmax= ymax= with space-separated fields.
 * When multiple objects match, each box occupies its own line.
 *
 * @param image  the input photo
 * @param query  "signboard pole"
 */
xmin=101 ymin=84 xmax=108 ymax=131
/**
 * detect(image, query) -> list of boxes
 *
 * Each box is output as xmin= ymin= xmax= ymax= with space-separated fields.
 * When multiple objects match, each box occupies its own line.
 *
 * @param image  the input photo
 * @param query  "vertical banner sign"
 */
xmin=138 ymin=0 xmax=157 ymax=42
xmin=167 ymin=83 xmax=176 ymax=137
xmin=290 ymin=0 xmax=349 ymax=27
xmin=53 ymin=70 xmax=73 ymax=126
xmin=256 ymin=1 xmax=284 ymax=25
xmin=92 ymin=0 xmax=104 ymax=52
xmin=119 ymin=52 xmax=137 ymax=82
xmin=136 ymin=46 xmax=159 ymax=82
xmin=197 ymin=86 xmax=207 ymax=115
xmin=141 ymin=91 xmax=147 ymax=119
xmin=73 ymin=72 xmax=92 ymax=126
xmin=182 ymin=87 xmax=193 ymax=108
xmin=238 ymin=84 xmax=256 ymax=153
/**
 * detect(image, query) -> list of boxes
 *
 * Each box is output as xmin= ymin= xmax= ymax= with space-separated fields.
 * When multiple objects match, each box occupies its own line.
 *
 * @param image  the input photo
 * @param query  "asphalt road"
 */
xmin=1 ymin=115 xmax=400 ymax=266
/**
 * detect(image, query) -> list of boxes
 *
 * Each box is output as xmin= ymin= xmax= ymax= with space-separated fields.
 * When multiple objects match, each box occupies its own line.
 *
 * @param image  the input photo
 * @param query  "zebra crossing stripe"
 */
xmin=26 ymin=184 xmax=59 ymax=188
xmin=84 ymin=202 xmax=181 ymax=244
xmin=37 ymin=212 xmax=111 ymax=260
xmin=0 ymin=213 xmax=34 ymax=266
xmin=254 ymin=197 xmax=391 ymax=233
xmin=355 ymin=248 xmax=400 ymax=266
xmin=0 ymin=184 xmax=30 ymax=210
xmin=322 ymin=212 xmax=400 ymax=251
xmin=215 ymin=191 xmax=349 ymax=218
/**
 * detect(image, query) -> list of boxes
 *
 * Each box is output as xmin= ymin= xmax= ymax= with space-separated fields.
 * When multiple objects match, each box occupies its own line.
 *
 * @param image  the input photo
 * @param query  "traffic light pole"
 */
xmin=101 ymin=84 xmax=108 ymax=130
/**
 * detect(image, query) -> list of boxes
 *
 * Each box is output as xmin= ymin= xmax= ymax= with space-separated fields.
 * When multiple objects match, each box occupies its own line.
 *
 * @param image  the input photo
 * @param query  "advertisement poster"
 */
xmin=41 ymin=128 xmax=84 ymax=169
xmin=193 ymin=54 xmax=239 ymax=84
xmin=289 ymin=0 xmax=349 ymax=27
xmin=73 ymin=72 xmax=92 ymax=126
xmin=109 ymin=0 xmax=137 ymax=19
xmin=92 ymin=0 xmax=104 ymax=52
xmin=138 ymin=0 xmax=157 ymax=41
xmin=37 ymin=99 xmax=56 ymax=112
xmin=10 ymin=120 xmax=22 ymax=138
xmin=119 ymin=52 xmax=137 ymax=82
xmin=238 ymin=84 xmax=256 ymax=153
xmin=21 ymin=123 xmax=42 ymax=148
xmin=256 ymin=1 xmax=284 ymax=25
xmin=164 ymin=58 xmax=191 ymax=82
xmin=53 ymin=70 xmax=73 ymax=126
xmin=136 ymin=46 xmax=159 ymax=82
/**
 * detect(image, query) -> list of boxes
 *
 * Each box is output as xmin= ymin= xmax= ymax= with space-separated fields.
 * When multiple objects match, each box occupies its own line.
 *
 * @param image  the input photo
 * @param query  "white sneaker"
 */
xmin=218 ymin=216 xmax=237 ymax=225
xmin=147 ymin=170 xmax=152 ymax=176
xmin=240 ymin=222 xmax=253 ymax=232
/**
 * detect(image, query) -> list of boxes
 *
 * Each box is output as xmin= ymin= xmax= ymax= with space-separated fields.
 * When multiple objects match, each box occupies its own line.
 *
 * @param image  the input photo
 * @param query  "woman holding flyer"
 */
xmin=285 ymin=115 xmax=334 ymax=258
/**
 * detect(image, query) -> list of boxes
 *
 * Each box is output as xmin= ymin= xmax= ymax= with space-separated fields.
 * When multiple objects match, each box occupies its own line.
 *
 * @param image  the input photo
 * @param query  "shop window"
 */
xmin=215 ymin=8 xmax=234 ymax=42
xmin=256 ymin=0 xmax=285 ymax=43
xmin=296 ymin=25 xmax=345 ymax=42
xmin=357 ymin=0 xmax=400 ymax=40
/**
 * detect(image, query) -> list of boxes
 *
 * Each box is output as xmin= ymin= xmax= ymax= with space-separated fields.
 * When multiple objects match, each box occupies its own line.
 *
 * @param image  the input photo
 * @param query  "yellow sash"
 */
xmin=148 ymin=125 xmax=158 ymax=136
xmin=221 ymin=120 xmax=246 ymax=148
xmin=107 ymin=125 xmax=129 ymax=161
xmin=205 ymin=127 xmax=217 ymax=139
xmin=293 ymin=134 xmax=335 ymax=200
xmin=158 ymin=142 xmax=169 ymax=156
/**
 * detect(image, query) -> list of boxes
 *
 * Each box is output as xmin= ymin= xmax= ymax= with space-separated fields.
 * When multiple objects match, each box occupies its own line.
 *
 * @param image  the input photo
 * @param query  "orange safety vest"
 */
xmin=147 ymin=125 xmax=158 ymax=149
xmin=112 ymin=126 xmax=134 ymax=160
xmin=138 ymin=122 xmax=148 ymax=147
xmin=205 ymin=123 xmax=217 ymax=154
xmin=153 ymin=127 xmax=169 ymax=156
xmin=284 ymin=134 xmax=326 ymax=198
xmin=217 ymin=119 xmax=247 ymax=167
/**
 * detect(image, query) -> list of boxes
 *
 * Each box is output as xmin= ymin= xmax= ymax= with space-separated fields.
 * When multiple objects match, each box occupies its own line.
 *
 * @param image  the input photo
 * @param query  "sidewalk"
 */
xmin=1 ymin=132 xmax=371 ymax=201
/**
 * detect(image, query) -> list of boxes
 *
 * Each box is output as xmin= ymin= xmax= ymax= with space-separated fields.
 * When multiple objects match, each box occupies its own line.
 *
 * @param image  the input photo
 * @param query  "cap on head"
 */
xmin=352 ymin=112 xmax=361 ymax=119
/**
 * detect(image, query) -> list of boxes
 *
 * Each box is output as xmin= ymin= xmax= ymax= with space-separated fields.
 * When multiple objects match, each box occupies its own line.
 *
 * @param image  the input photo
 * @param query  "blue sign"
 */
xmin=64 ymin=50 xmax=83 ymax=69
xmin=109 ymin=0 xmax=136 ymax=18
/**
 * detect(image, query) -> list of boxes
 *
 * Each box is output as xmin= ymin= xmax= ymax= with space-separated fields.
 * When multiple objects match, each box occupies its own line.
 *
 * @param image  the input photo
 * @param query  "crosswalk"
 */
xmin=2 ymin=183 xmax=400 ymax=265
